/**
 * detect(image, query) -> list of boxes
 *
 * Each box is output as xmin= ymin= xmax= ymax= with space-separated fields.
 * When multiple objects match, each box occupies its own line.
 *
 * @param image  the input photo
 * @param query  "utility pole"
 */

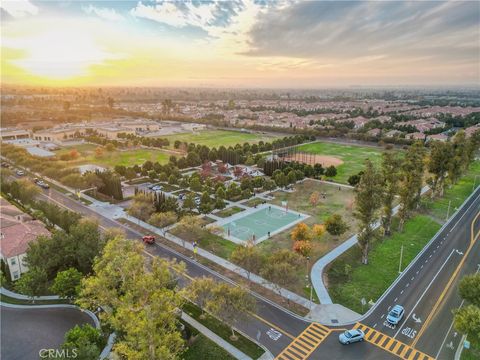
xmin=398 ymin=245 xmax=404 ymax=274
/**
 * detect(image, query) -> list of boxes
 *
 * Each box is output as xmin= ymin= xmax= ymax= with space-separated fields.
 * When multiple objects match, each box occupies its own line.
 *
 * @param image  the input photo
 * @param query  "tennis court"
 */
xmin=220 ymin=204 xmax=309 ymax=244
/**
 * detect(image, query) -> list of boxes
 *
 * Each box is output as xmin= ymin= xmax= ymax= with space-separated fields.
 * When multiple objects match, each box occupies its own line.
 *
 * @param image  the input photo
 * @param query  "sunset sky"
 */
xmin=1 ymin=0 xmax=479 ymax=88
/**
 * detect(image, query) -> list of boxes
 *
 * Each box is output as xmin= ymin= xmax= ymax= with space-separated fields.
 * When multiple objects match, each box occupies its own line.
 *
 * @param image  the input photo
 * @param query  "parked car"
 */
xmin=387 ymin=305 xmax=405 ymax=325
xmin=36 ymin=180 xmax=50 ymax=189
xmin=1 ymin=162 xmax=10 ymax=168
xmin=339 ymin=329 xmax=365 ymax=345
xmin=152 ymin=185 xmax=162 ymax=191
xmin=178 ymin=194 xmax=186 ymax=200
xmin=147 ymin=184 xmax=155 ymax=190
xmin=16 ymin=170 xmax=25 ymax=176
xmin=142 ymin=235 xmax=155 ymax=245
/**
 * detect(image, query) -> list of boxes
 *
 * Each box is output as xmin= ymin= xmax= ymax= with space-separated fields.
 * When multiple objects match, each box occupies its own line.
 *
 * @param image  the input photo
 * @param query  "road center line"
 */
xmin=394 ymin=248 xmax=456 ymax=338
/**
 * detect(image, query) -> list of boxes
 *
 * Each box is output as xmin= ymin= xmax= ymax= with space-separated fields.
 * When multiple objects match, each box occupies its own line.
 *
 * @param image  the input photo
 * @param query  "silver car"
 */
xmin=339 ymin=329 xmax=365 ymax=345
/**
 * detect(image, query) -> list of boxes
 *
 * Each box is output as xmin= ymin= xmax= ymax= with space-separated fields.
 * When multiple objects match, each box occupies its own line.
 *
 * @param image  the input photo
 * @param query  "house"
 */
xmin=465 ymin=124 xmax=480 ymax=138
xmin=427 ymin=133 xmax=449 ymax=142
xmin=384 ymin=130 xmax=402 ymax=138
xmin=0 ymin=128 xmax=31 ymax=141
xmin=0 ymin=198 xmax=50 ymax=281
xmin=407 ymin=132 xmax=426 ymax=141
xmin=181 ymin=123 xmax=207 ymax=132
xmin=367 ymin=128 xmax=381 ymax=137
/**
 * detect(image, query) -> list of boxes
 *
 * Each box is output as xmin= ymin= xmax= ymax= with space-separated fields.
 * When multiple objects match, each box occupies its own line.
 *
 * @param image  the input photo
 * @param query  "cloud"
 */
xmin=83 ymin=4 xmax=125 ymax=21
xmin=244 ymin=0 xmax=479 ymax=67
xmin=0 ymin=0 xmax=38 ymax=18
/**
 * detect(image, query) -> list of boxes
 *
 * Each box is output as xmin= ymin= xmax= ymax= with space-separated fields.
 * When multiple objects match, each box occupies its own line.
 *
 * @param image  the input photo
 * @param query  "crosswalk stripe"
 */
xmin=275 ymin=323 xmax=332 ymax=360
xmin=353 ymin=323 xmax=435 ymax=360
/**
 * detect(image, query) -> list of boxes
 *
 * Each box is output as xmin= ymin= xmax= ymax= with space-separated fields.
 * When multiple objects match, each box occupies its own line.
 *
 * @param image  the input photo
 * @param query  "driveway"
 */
xmin=1 ymin=305 xmax=95 ymax=360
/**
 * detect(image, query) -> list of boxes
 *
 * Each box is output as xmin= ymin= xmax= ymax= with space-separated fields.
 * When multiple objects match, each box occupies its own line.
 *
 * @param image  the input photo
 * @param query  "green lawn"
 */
xmin=297 ymin=141 xmax=388 ymax=184
xmin=56 ymin=145 xmax=172 ymax=168
xmin=183 ymin=302 xmax=264 ymax=359
xmin=327 ymin=215 xmax=441 ymax=314
xmin=164 ymin=130 xmax=280 ymax=149
xmin=422 ymin=161 xmax=480 ymax=221
xmin=182 ymin=333 xmax=236 ymax=360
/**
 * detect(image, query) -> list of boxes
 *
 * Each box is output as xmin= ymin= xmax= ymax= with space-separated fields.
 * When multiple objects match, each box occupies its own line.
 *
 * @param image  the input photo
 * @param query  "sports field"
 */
xmin=56 ymin=144 xmax=171 ymax=168
xmin=297 ymin=141 xmax=387 ymax=183
xmin=163 ymin=130 xmax=280 ymax=148
xmin=219 ymin=204 xmax=308 ymax=244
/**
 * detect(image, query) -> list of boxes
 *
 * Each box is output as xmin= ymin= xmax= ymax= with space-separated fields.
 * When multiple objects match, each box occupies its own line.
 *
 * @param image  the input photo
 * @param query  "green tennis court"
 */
xmin=221 ymin=205 xmax=308 ymax=244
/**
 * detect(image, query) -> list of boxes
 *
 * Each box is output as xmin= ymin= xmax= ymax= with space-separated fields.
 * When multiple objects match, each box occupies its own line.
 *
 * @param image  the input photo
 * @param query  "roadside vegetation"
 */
xmin=326 ymin=131 xmax=479 ymax=313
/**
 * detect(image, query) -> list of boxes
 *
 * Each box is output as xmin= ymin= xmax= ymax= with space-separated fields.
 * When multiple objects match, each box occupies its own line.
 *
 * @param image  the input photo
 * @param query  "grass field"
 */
xmin=297 ymin=141 xmax=387 ymax=183
xmin=56 ymin=144 xmax=172 ymax=168
xmin=327 ymin=215 xmax=441 ymax=313
xmin=163 ymin=130 xmax=280 ymax=149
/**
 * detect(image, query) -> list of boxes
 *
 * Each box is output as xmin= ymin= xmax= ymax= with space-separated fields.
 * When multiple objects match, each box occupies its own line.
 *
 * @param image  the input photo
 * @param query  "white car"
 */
xmin=339 ymin=329 xmax=365 ymax=345
xmin=152 ymin=185 xmax=162 ymax=191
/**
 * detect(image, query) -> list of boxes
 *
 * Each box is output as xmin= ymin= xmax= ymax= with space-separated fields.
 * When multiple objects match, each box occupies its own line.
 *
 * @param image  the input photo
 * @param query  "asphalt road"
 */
xmin=0 ymin=305 xmax=94 ymax=360
xmin=35 ymin=180 xmax=480 ymax=359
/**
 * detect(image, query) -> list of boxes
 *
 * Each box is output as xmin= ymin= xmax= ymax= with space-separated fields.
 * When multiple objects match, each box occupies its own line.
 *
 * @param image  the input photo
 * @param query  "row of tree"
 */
xmin=353 ymin=132 xmax=479 ymax=265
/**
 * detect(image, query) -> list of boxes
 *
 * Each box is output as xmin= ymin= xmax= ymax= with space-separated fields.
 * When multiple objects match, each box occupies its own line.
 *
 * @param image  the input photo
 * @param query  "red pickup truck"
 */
xmin=142 ymin=235 xmax=155 ymax=245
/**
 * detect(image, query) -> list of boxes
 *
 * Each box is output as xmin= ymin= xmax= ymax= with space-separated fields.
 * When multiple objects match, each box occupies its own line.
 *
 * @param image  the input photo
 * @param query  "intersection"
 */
xmin=37 ymin=181 xmax=480 ymax=359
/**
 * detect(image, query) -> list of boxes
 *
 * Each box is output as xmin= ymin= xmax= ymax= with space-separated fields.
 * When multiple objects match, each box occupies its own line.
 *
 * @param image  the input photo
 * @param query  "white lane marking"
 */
xmin=373 ymin=323 xmax=377 ymax=328
xmin=416 ymin=271 xmax=419 ymax=275
xmin=400 ymin=290 xmax=404 ymax=294
xmin=381 ymin=314 xmax=385 ymax=319
xmin=394 ymin=249 xmax=457 ymax=338
xmin=411 ymin=277 xmax=414 ymax=281
xmin=421 ymin=265 xmax=424 ymax=269
xmin=406 ymin=283 xmax=410 ymax=287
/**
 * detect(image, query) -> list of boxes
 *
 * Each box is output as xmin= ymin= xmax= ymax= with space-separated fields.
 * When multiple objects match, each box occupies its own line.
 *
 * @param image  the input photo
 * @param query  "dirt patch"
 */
xmin=283 ymin=152 xmax=344 ymax=167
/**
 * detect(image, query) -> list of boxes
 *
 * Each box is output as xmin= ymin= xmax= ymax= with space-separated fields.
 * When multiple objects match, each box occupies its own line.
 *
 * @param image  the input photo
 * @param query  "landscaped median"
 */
xmin=326 ymin=161 xmax=480 ymax=314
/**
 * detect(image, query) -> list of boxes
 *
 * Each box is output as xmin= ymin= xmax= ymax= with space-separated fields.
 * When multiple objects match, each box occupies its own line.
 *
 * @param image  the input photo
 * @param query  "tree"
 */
xmin=292 ymin=240 xmax=312 ymax=257
xmin=287 ymin=170 xmax=297 ymax=184
xmin=274 ymin=172 xmax=287 ymax=188
xmin=348 ymin=172 xmax=363 ymax=186
xmin=398 ymin=142 xmax=426 ymax=231
xmin=187 ymin=277 xmax=217 ymax=318
xmin=63 ymin=101 xmax=71 ymax=112
xmin=206 ymin=283 xmax=255 ymax=340
xmin=427 ymin=141 xmax=452 ymax=198
xmin=325 ymin=166 xmax=337 ymax=178
xmin=230 ymin=244 xmax=263 ymax=281
xmin=354 ymin=160 xmax=384 ymax=264
xmin=381 ymin=153 xmax=402 ymax=235
xmin=105 ymin=143 xmax=115 ymax=152
xmin=107 ymin=97 xmax=114 ymax=109
xmin=260 ymin=261 xmax=297 ymax=298
xmin=459 ymin=273 xmax=480 ymax=307
xmin=14 ymin=267 xmax=48 ymax=301
xmin=50 ymin=268 xmax=83 ymax=299
xmin=125 ymin=167 xmax=136 ymax=180
xmin=325 ymin=214 xmax=348 ymax=237
xmin=312 ymin=224 xmax=326 ymax=238
xmin=78 ymin=237 xmax=185 ymax=359
xmin=199 ymin=191 xmax=212 ymax=214
xmin=291 ymin=223 xmax=312 ymax=242
xmin=183 ymin=193 xmax=196 ymax=211
xmin=128 ymin=193 xmax=155 ymax=221
xmin=15 ymin=179 xmax=40 ymax=204
xmin=453 ymin=305 xmax=480 ymax=345
xmin=94 ymin=147 xmax=103 ymax=158
xmin=189 ymin=177 xmax=202 ymax=192
xmin=148 ymin=211 xmax=177 ymax=229
xmin=309 ymin=191 xmax=320 ymax=206
xmin=61 ymin=324 xmax=103 ymax=360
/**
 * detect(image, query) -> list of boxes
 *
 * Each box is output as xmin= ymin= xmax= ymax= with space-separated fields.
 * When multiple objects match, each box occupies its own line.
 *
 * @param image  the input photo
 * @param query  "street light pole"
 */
xmin=473 ymin=175 xmax=479 ymax=192
xmin=445 ymin=200 xmax=452 ymax=221
xmin=398 ymin=244 xmax=404 ymax=274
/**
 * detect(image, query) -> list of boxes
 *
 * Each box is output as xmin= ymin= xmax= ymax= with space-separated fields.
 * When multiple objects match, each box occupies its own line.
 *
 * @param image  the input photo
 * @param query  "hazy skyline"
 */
xmin=1 ymin=0 xmax=479 ymax=88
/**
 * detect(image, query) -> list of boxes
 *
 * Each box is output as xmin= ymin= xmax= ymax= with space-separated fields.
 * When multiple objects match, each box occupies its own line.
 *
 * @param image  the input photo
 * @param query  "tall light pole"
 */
xmin=398 ymin=244 xmax=404 ymax=274
xmin=473 ymin=175 xmax=479 ymax=192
